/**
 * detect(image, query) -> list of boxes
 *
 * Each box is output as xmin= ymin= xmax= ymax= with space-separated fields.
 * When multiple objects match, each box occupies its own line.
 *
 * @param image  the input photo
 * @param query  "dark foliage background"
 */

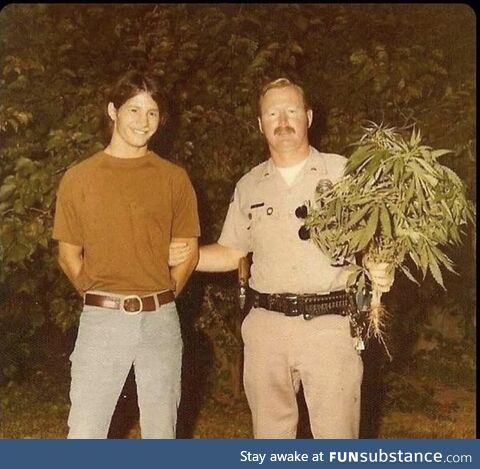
xmin=0 ymin=4 xmax=475 ymax=404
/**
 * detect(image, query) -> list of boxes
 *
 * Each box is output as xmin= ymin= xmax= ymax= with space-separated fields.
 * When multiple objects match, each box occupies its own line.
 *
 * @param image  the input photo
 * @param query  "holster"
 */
xmin=238 ymin=256 xmax=251 ymax=317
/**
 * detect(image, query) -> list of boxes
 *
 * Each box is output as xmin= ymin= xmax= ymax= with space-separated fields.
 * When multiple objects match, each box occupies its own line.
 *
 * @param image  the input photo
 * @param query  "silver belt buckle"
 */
xmin=121 ymin=295 xmax=143 ymax=315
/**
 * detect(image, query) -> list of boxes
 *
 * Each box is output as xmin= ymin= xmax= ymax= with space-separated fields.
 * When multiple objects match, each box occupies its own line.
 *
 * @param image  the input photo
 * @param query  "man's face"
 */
xmin=258 ymin=85 xmax=312 ymax=155
xmin=107 ymin=91 xmax=161 ymax=153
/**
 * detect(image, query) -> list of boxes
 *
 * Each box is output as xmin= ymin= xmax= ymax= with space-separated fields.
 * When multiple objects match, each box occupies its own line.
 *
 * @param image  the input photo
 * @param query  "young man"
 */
xmin=170 ymin=78 xmax=393 ymax=438
xmin=53 ymin=71 xmax=200 ymax=438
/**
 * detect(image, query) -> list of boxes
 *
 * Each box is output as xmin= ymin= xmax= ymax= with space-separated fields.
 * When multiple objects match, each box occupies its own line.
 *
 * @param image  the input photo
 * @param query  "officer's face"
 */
xmin=258 ymin=85 xmax=312 ymax=156
xmin=107 ymin=91 xmax=161 ymax=154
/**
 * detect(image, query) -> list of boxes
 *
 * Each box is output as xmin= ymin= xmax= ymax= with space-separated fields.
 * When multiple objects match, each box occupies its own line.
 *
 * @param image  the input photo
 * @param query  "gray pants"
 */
xmin=67 ymin=295 xmax=182 ymax=439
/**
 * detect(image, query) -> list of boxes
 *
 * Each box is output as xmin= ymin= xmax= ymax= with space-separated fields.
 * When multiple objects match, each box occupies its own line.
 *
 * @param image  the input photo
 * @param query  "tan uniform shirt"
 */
xmin=53 ymin=151 xmax=200 ymax=295
xmin=218 ymin=146 xmax=351 ymax=294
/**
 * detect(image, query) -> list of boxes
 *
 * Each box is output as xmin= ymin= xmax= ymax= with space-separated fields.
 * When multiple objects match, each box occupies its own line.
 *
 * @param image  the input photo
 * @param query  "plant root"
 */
xmin=368 ymin=289 xmax=393 ymax=360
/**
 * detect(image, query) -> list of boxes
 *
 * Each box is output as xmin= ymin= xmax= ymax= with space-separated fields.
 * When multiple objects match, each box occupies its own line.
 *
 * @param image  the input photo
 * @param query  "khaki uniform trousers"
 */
xmin=242 ymin=307 xmax=363 ymax=439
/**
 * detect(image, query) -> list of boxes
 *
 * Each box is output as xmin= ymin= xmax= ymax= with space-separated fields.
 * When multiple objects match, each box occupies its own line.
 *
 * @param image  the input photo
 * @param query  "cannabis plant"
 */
xmin=304 ymin=124 xmax=475 ymax=350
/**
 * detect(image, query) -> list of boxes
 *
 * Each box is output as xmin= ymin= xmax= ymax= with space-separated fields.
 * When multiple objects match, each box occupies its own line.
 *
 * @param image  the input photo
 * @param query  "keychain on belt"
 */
xmin=349 ymin=287 xmax=370 ymax=353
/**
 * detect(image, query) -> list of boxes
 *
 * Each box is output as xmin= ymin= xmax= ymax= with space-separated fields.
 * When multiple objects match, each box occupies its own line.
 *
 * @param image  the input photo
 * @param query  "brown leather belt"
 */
xmin=84 ymin=291 xmax=175 ymax=315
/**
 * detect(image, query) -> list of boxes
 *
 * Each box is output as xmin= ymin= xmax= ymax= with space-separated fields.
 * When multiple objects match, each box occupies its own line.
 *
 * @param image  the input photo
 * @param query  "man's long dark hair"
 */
xmin=103 ymin=70 xmax=168 ymax=142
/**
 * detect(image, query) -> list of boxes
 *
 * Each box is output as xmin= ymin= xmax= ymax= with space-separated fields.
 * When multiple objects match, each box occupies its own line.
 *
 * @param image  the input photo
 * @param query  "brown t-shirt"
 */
xmin=52 ymin=151 xmax=200 ymax=295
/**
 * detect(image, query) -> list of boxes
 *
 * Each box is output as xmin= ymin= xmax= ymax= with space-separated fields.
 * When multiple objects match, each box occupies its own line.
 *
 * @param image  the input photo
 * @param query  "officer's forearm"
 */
xmin=196 ymin=243 xmax=246 ymax=272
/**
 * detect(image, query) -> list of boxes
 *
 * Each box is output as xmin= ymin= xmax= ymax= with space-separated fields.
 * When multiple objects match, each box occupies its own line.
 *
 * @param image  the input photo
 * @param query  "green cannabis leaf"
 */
xmin=305 ymin=123 xmax=475 ymax=289
xmin=305 ymin=123 xmax=475 ymax=356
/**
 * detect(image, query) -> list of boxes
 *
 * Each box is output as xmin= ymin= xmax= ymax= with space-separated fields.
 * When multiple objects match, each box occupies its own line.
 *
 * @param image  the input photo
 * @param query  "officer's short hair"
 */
xmin=258 ymin=78 xmax=311 ymax=116
xmin=103 ymin=70 xmax=168 ymax=140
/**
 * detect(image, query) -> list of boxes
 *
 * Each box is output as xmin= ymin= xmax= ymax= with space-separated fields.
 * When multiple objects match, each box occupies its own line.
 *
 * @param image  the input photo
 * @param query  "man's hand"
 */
xmin=168 ymin=241 xmax=191 ymax=267
xmin=364 ymin=257 xmax=395 ymax=293
xmin=58 ymin=241 xmax=84 ymax=295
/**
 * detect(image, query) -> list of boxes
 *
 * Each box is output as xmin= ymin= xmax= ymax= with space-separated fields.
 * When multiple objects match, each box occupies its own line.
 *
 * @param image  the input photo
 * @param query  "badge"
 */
xmin=315 ymin=179 xmax=333 ymax=195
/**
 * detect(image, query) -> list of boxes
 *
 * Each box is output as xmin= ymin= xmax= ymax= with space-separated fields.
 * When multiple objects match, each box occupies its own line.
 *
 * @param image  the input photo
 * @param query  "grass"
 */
xmin=377 ymin=340 xmax=476 ymax=439
xmin=1 ymin=370 xmax=69 ymax=439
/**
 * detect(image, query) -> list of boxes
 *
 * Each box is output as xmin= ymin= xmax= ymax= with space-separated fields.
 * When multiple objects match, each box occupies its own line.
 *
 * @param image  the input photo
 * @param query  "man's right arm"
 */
xmin=58 ymin=241 xmax=84 ymax=295
xmin=196 ymin=243 xmax=247 ymax=272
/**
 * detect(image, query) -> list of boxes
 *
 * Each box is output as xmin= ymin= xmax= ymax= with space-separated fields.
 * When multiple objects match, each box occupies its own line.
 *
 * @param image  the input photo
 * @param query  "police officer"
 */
xmin=170 ymin=78 xmax=393 ymax=438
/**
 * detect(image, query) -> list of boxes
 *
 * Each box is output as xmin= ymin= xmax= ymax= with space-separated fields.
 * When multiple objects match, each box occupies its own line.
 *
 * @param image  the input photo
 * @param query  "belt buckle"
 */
xmin=122 ymin=295 xmax=143 ymax=315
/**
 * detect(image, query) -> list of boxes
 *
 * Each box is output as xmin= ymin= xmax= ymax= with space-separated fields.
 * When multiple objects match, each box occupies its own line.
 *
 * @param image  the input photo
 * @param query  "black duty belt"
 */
xmin=247 ymin=288 xmax=354 ymax=320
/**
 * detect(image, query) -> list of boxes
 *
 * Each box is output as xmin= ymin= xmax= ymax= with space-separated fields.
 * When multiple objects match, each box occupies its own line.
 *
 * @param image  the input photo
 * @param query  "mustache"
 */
xmin=274 ymin=126 xmax=295 ymax=136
